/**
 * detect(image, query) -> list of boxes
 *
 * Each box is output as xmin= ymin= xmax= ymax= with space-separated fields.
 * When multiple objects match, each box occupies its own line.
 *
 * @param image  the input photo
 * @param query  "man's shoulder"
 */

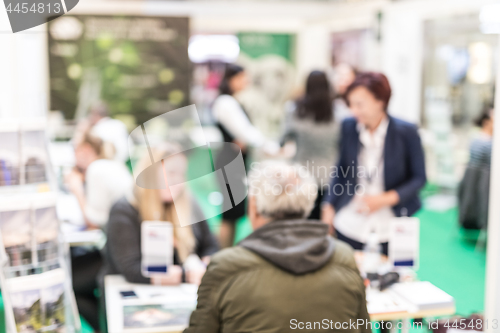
xmin=205 ymin=246 xmax=265 ymax=279
xmin=329 ymin=239 xmax=359 ymax=271
xmin=208 ymin=240 xmax=359 ymax=277
xmin=211 ymin=246 xmax=263 ymax=268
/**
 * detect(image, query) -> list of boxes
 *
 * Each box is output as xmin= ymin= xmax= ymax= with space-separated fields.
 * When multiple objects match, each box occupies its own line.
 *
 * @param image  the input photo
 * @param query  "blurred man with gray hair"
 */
xmin=185 ymin=161 xmax=370 ymax=333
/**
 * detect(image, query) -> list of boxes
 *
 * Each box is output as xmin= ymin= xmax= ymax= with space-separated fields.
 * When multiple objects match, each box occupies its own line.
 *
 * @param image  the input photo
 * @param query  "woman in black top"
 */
xmin=212 ymin=64 xmax=272 ymax=247
xmin=99 ymin=144 xmax=218 ymax=287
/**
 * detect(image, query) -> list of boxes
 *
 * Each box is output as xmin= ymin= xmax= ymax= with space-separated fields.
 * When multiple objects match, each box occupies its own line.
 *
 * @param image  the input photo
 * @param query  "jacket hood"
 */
xmin=239 ymin=220 xmax=335 ymax=274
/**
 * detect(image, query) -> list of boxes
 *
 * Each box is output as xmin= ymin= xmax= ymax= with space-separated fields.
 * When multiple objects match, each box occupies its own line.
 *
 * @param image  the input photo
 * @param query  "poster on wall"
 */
xmin=47 ymin=15 xmax=190 ymax=125
xmin=236 ymin=32 xmax=296 ymax=140
xmin=330 ymin=29 xmax=370 ymax=70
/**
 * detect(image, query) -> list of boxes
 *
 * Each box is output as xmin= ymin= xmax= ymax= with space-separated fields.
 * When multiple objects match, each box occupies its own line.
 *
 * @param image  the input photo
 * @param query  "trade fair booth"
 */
xmin=0 ymin=0 xmax=500 ymax=332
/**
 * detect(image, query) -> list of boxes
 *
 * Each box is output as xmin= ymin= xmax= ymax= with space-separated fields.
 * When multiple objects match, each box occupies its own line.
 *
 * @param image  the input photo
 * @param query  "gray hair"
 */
xmin=248 ymin=161 xmax=318 ymax=220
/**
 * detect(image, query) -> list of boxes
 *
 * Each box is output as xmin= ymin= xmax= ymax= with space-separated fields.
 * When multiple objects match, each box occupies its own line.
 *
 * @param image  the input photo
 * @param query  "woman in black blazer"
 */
xmin=321 ymin=72 xmax=426 ymax=255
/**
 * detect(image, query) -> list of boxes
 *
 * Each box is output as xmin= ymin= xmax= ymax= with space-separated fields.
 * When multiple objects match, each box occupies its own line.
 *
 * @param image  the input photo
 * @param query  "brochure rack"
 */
xmin=0 ymin=122 xmax=81 ymax=333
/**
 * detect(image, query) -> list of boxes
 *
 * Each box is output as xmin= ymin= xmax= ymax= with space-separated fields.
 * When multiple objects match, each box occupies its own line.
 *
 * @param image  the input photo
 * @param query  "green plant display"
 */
xmin=48 ymin=15 xmax=191 ymax=124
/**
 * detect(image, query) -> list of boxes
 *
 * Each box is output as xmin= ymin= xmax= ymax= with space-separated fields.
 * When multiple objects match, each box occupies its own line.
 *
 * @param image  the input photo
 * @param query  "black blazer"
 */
xmin=323 ymin=116 xmax=426 ymax=217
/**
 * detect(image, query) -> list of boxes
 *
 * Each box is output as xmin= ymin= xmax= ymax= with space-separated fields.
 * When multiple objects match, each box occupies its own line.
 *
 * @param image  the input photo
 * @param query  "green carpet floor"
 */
xmin=414 ymin=208 xmax=485 ymax=317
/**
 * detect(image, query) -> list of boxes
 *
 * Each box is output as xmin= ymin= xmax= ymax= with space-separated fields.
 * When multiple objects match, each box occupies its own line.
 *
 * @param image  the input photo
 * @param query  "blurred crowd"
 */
xmin=64 ymin=63 xmax=493 ymax=333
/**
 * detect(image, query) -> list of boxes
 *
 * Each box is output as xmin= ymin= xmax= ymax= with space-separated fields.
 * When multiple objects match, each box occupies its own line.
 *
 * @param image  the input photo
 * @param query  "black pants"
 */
xmin=307 ymin=187 xmax=324 ymax=220
xmin=336 ymin=230 xmax=389 ymax=256
xmin=71 ymin=247 xmax=103 ymax=331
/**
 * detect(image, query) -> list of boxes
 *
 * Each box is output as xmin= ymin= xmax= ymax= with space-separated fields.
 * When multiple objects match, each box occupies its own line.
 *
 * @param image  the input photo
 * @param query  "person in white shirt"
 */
xmin=212 ymin=64 xmax=278 ymax=248
xmin=65 ymin=133 xmax=132 ymax=331
xmin=332 ymin=116 xmax=395 ymax=250
xmin=88 ymin=102 xmax=130 ymax=163
xmin=212 ymin=65 xmax=278 ymax=152
xmin=65 ymin=133 xmax=132 ymax=229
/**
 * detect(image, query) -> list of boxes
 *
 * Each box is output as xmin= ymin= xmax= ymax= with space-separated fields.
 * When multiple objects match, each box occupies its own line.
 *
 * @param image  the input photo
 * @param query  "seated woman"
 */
xmin=66 ymin=133 xmax=132 ymax=229
xmin=66 ymin=133 xmax=132 ymax=331
xmin=99 ymin=144 xmax=219 ymax=287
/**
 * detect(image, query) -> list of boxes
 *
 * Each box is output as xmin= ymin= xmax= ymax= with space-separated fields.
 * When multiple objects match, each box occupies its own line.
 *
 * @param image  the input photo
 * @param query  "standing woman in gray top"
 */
xmin=282 ymin=70 xmax=341 ymax=220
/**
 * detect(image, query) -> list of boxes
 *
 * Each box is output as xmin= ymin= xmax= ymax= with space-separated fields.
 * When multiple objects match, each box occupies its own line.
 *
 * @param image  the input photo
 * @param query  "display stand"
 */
xmin=0 ymin=121 xmax=81 ymax=333
xmin=0 ymin=120 xmax=53 ymax=195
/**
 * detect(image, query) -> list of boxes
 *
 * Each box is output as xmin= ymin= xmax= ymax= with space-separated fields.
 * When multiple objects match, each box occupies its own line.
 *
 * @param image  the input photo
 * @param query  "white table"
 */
xmin=105 ymin=274 xmax=455 ymax=333
xmin=57 ymin=193 xmax=106 ymax=248
xmin=57 ymin=193 xmax=84 ymax=226
xmin=367 ymin=286 xmax=455 ymax=321
xmin=354 ymin=252 xmax=455 ymax=322
xmin=105 ymin=275 xmax=197 ymax=333
xmin=62 ymin=224 xmax=106 ymax=248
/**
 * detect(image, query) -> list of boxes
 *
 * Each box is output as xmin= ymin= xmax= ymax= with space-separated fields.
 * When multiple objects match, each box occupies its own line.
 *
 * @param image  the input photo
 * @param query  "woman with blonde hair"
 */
xmin=98 ymin=143 xmax=219 ymax=287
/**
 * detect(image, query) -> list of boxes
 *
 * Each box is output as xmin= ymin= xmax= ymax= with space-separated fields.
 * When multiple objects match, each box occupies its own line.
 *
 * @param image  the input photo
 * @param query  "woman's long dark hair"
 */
xmin=296 ymin=71 xmax=333 ymax=123
xmin=219 ymin=64 xmax=245 ymax=96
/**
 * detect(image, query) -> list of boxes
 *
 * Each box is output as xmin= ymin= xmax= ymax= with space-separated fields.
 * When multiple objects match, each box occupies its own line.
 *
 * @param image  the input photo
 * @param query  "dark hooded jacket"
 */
xmin=185 ymin=220 xmax=371 ymax=333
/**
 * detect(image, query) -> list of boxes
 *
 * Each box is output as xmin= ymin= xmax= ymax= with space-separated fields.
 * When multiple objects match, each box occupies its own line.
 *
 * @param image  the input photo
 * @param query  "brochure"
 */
xmin=5 ymin=269 xmax=66 ymax=333
xmin=141 ymin=221 xmax=174 ymax=277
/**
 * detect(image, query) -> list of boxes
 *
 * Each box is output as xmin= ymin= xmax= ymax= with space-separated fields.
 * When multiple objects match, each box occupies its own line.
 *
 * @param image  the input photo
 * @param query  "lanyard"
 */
xmin=360 ymin=146 xmax=384 ymax=185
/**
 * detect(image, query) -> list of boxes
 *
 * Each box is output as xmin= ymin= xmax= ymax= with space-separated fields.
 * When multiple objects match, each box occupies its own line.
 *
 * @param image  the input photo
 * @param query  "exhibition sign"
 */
xmin=236 ymin=32 xmax=296 ymax=140
xmin=238 ymin=32 xmax=295 ymax=62
xmin=47 ymin=15 xmax=190 ymax=124
xmin=389 ymin=217 xmax=420 ymax=270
